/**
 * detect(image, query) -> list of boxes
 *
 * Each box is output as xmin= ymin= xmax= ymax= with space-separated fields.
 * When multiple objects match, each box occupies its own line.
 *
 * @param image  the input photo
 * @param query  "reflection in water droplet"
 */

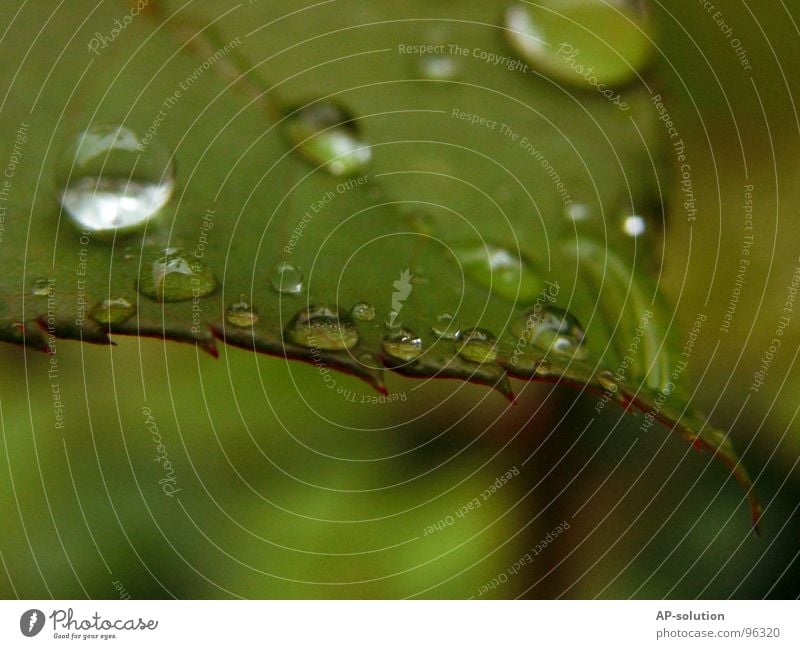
xmin=512 ymin=305 xmax=586 ymax=358
xmin=226 ymin=296 xmax=258 ymax=328
xmin=456 ymin=243 xmax=541 ymax=302
xmin=382 ymin=328 xmax=423 ymax=361
xmin=418 ymin=55 xmax=461 ymax=80
xmin=90 ymin=296 xmax=136 ymax=325
xmin=432 ymin=313 xmax=459 ymax=340
xmin=284 ymin=102 xmax=371 ymax=177
xmin=270 ymin=262 xmax=304 ymax=295
xmin=285 ymin=304 xmax=359 ymax=351
xmin=57 ymin=124 xmax=174 ymax=237
xmin=137 ymin=247 xmax=218 ymax=302
xmin=31 ymin=277 xmax=52 ymax=297
xmin=622 ymin=214 xmax=646 ymax=238
xmin=351 ymin=302 xmax=376 ymax=321
xmin=457 ymin=328 xmax=498 ymax=363
xmin=505 ymin=0 xmax=654 ymax=88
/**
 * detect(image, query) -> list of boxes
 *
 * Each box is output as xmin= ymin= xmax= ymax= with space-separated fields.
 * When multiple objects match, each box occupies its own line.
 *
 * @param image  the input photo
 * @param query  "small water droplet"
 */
xmin=432 ymin=313 xmax=459 ymax=340
xmin=350 ymin=302 xmax=376 ymax=321
xmin=31 ymin=277 xmax=52 ymax=297
xmin=226 ymin=296 xmax=259 ymax=328
xmin=505 ymin=0 xmax=654 ymax=89
xmin=137 ymin=247 xmax=218 ymax=302
xmin=90 ymin=296 xmax=136 ymax=325
xmin=511 ymin=304 xmax=586 ymax=358
xmin=57 ymin=124 xmax=175 ymax=237
xmin=596 ymin=369 xmax=618 ymax=392
xmin=270 ymin=262 xmax=304 ymax=295
xmin=457 ymin=328 xmax=498 ymax=364
xmin=622 ymin=214 xmax=646 ymax=238
xmin=285 ymin=102 xmax=371 ymax=177
xmin=382 ymin=328 xmax=423 ymax=361
xmin=456 ymin=243 xmax=541 ymax=302
xmin=417 ymin=55 xmax=461 ymax=81
xmin=513 ymin=305 xmax=586 ymax=358
xmin=565 ymin=202 xmax=593 ymax=222
xmin=285 ymin=304 xmax=359 ymax=351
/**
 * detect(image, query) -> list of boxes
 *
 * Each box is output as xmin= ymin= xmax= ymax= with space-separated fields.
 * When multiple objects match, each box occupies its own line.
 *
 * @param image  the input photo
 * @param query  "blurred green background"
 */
xmin=0 ymin=0 xmax=799 ymax=599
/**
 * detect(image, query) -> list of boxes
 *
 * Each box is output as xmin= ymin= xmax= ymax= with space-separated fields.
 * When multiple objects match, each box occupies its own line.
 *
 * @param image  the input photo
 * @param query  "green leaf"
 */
xmin=0 ymin=0 xmax=759 ymax=526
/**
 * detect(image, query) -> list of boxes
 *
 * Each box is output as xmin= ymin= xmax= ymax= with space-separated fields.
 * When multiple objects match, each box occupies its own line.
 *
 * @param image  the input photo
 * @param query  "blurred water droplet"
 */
xmin=57 ymin=124 xmax=174 ymax=237
xmin=432 ymin=313 xmax=459 ymax=340
xmin=270 ymin=262 xmax=304 ymax=295
xmin=418 ymin=55 xmax=461 ymax=80
xmin=31 ymin=277 xmax=52 ymax=297
xmin=456 ymin=243 xmax=541 ymax=302
xmin=512 ymin=305 xmax=586 ymax=358
xmin=90 ymin=296 xmax=136 ymax=325
xmin=226 ymin=296 xmax=259 ymax=328
xmin=350 ymin=302 xmax=376 ymax=321
xmin=457 ymin=328 xmax=498 ymax=363
xmin=622 ymin=213 xmax=646 ymax=238
xmin=137 ymin=247 xmax=218 ymax=302
xmin=565 ymin=202 xmax=593 ymax=222
xmin=382 ymin=328 xmax=423 ymax=361
xmin=285 ymin=304 xmax=359 ymax=351
xmin=505 ymin=0 xmax=654 ymax=89
xmin=285 ymin=102 xmax=371 ymax=177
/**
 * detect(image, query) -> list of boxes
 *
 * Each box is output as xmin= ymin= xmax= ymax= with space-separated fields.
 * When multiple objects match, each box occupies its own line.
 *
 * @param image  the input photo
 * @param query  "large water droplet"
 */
xmin=457 ymin=328 xmax=498 ymax=364
xmin=455 ymin=243 xmax=541 ymax=302
xmin=31 ymin=277 xmax=52 ymax=297
xmin=382 ymin=328 xmax=423 ymax=361
xmin=285 ymin=304 xmax=359 ymax=351
xmin=270 ymin=262 xmax=304 ymax=296
xmin=505 ymin=0 xmax=654 ymax=89
xmin=350 ymin=302 xmax=376 ymax=321
xmin=226 ymin=296 xmax=259 ymax=328
xmin=512 ymin=305 xmax=586 ymax=358
xmin=137 ymin=247 xmax=218 ymax=302
xmin=90 ymin=296 xmax=136 ymax=325
xmin=285 ymin=102 xmax=371 ymax=177
xmin=57 ymin=124 xmax=174 ymax=237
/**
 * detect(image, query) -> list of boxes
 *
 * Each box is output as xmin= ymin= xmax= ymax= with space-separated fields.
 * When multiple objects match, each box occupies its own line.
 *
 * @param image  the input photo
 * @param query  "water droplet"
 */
xmin=57 ymin=124 xmax=175 ymax=237
xmin=596 ymin=369 xmax=618 ymax=392
xmin=512 ymin=305 xmax=586 ymax=358
xmin=285 ymin=102 xmax=371 ymax=177
xmin=622 ymin=214 xmax=646 ymax=238
xmin=270 ymin=262 xmax=304 ymax=295
xmin=432 ymin=313 xmax=459 ymax=340
xmin=457 ymin=328 xmax=498 ymax=364
xmin=455 ymin=243 xmax=541 ymax=302
xmin=226 ymin=296 xmax=258 ymax=328
xmin=505 ymin=0 xmax=654 ymax=89
xmin=137 ymin=247 xmax=218 ymax=302
xmin=31 ymin=277 xmax=52 ymax=297
xmin=382 ymin=328 xmax=423 ymax=361
xmin=90 ymin=296 xmax=136 ymax=325
xmin=285 ymin=304 xmax=359 ymax=351
xmin=350 ymin=302 xmax=376 ymax=321
xmin=565 ymin=202 xmax=593 ymax=222
xmin=417 ymin=55 xmax=461 ymax=81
